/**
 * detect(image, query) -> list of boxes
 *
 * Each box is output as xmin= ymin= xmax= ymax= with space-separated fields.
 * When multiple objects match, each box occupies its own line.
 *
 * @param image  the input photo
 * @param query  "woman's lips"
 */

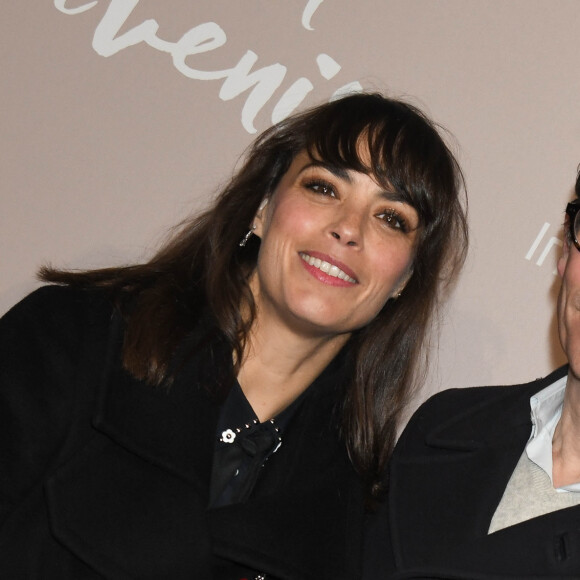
xmin=299 ymin=252 xmax=358 ymax=284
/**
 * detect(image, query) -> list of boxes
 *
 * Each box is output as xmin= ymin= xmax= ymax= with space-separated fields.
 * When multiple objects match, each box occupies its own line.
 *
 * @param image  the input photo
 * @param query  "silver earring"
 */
xmin=239 ymin=224 xmax=256 ymax=247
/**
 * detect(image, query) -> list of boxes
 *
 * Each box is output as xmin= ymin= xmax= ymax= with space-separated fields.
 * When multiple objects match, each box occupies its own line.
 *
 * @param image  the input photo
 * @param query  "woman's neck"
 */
xmin=237 ymin=313 xmax=349 ymax=422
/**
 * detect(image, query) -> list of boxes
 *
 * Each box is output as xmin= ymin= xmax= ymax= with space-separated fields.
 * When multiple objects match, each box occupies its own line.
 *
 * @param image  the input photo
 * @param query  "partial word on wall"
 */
xmin=525 ymin=222 xmax=562 ymax=275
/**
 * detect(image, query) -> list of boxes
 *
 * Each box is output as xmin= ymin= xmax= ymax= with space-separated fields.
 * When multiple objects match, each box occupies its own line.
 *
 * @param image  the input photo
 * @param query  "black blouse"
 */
xmin=210 ymin=381 xmax=308 ymax=508
xmin=209 ymin=378 xmax=310 ymax=579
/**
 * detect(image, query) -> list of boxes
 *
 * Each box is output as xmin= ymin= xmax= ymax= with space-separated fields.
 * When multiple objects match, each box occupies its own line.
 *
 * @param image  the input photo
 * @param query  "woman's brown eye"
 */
xmin=380 ymin=209 xmax=408 ymax=233
xmin=306 ymin=180 xmax=336 ymax=197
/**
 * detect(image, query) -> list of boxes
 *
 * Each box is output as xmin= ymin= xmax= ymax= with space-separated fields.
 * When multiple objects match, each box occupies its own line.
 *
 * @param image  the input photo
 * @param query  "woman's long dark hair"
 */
xmin=41 ymin=93 xmax=468 ymax=501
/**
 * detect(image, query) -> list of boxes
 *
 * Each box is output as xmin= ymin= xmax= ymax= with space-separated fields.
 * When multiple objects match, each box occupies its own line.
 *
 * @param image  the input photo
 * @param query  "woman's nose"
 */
xmin=330 ymin=231 xmax=357 ymax=246
xmin=329 ymin=210 xmax=363 ymax=247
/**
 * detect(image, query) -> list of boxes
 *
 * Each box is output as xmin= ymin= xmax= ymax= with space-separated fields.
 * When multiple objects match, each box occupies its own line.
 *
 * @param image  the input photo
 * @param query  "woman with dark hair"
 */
xmin=0 ymin=93 xmax=467 ymax=579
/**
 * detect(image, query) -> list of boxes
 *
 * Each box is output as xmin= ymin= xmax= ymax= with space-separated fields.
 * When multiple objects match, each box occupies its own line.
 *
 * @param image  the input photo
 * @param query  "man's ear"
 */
xmin=253 ymin=198 xmax=269 ymax=239
xmin=558 ymin=215 xmax=572 ymax=278
xmin=558 ymin=236 xmax=571 ymax=278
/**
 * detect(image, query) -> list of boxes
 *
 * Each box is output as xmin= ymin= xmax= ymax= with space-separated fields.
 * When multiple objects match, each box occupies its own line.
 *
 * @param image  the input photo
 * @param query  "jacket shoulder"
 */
xmin=396 ymin=366 xmax=568 ymax=453
xmin=0 ymin=284 xmax=116 ymax=376
xmin=420 ymin=366 xmax=567 ymax=418
xmin=2 ymin=284 xmax=111 ymax=323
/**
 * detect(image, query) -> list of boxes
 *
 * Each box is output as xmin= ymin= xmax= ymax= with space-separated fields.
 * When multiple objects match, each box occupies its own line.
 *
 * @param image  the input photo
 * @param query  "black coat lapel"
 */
xmin=93 ymin=312 xmax=221 ymax=490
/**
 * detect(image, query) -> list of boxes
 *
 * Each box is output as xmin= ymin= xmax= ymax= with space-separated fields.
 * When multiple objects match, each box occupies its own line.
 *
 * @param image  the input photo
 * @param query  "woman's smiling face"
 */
xmin=250 ymin=150 xmax=419 ymax=339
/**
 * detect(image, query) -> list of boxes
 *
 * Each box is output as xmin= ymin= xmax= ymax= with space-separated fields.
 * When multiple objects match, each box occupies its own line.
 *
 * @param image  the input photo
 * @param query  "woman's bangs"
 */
xmin=298 ymin=104 xmax=439 ymax=228
xmin=304 ymin=115 xmax=377 ymax=174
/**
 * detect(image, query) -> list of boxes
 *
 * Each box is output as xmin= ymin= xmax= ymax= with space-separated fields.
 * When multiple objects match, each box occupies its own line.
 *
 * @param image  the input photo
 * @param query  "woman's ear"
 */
xmin=253 ymin=198 xmax=269 ymax=239
xmin=391 ymin=269 xmax=413 ymax=299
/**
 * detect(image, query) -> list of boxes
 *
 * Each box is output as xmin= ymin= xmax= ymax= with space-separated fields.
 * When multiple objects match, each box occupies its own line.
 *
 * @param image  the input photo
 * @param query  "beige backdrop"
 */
xmin=3 ymin=0 xmax=579 ymax=417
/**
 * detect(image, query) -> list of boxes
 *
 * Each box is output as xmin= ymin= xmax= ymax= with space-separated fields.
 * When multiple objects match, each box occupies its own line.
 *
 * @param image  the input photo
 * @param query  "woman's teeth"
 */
xmin=300 ymin=253 xmax=356 ymax=283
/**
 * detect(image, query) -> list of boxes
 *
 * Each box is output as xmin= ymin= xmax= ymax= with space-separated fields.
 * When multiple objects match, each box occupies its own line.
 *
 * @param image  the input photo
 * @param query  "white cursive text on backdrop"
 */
xmin=54 ymin=0 xmax=362 ymax=133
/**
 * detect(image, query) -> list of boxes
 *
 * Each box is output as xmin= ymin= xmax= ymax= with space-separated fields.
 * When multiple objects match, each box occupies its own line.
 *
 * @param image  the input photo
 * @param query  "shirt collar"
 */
xmin=526 ymin=374 xmax=580 ymax=492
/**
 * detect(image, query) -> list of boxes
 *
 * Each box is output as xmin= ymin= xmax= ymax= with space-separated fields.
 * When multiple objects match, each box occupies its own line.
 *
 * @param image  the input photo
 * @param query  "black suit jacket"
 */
xmin=0 ymin=286 xmax=365 ymax=579
xmin=364 ymin=366 xmax=580 ymax=579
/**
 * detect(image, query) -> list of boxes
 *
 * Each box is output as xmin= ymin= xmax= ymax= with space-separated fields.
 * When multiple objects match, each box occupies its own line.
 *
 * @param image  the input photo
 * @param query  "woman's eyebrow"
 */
xmin=378 ymin=190 xmax=411 ymax=204
xmin=300 ymin=161 xmax=351 ymax=182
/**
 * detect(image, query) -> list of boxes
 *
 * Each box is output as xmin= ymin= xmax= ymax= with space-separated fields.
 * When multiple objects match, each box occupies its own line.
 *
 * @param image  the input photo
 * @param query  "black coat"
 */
xmin=0 ymin=286 xmax=365 ymax=579
xmin=364 ymin=366 xmax=580 ymax=579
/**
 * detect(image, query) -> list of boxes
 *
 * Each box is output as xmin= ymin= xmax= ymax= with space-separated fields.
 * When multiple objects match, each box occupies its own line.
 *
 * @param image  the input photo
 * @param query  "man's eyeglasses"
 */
xmin=566 ymin=200 xmax=580 ymax=251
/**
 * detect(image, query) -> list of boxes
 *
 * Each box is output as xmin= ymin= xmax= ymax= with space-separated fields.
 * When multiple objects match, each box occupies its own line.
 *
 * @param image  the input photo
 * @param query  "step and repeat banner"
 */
xmin=3 ymin=1 xmax=580 ymax=414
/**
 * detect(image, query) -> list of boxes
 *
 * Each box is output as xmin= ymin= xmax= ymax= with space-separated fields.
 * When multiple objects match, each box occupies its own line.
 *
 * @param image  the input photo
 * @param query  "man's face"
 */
xmin=557 ymin=235 xmax=580 ymax=381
